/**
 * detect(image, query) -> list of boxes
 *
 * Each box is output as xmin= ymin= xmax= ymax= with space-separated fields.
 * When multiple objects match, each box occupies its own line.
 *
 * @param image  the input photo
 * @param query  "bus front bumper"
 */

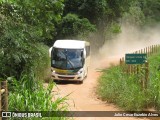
xmin=51 ymin=72 xmax=84 ymax=81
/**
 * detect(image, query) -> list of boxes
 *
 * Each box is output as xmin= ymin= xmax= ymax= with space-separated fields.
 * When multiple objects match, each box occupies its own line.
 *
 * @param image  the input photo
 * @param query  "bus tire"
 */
xmin=78 ymin=80 xmax=83 ymax=84
xmin=85 ymin=67 xmax=88 ymax=78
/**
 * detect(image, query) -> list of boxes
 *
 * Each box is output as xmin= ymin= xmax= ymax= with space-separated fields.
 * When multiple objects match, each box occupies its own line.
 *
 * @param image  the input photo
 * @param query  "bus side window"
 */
xmin=85 ymin=46 xmax=90 ymax=57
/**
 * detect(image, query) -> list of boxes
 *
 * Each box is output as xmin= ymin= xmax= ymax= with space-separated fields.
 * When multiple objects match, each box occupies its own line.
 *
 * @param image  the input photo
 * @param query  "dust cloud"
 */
xmin=90 ymin=24 xmax=160 ymax=69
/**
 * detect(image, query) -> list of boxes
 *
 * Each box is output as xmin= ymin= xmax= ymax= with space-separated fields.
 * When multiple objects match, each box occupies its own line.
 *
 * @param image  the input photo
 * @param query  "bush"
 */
xmin=97 ymin=66 xmax=146 ymax=111
xmin=0 ymin=13 xmax=50 ymax=80
xmin=97 ymin=51 xmax=160 ymax=111
xmin=8 ymin=77 xmax=68 ymax=120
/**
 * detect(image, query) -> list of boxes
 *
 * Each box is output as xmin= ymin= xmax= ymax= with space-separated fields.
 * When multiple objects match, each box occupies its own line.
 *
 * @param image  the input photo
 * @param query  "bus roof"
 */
xmin=53 ymin=40 xmax=90 ymax=49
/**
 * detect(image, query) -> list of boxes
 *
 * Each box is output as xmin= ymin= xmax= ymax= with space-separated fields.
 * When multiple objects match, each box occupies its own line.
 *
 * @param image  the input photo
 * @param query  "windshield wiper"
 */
xmin=67 ymin=58 xmax=75 ymax=69
xmin=59 ymin=50 xmax=75 ymax=69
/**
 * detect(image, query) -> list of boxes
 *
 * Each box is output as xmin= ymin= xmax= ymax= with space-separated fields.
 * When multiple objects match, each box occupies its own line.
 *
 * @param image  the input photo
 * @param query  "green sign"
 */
xmin=125 ymin=54 xmax=147 ymax=64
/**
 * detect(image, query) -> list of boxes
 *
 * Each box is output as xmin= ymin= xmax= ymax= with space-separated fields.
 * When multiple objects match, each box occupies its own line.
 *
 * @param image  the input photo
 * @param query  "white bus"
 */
xmin=49 ymin=40 xmax=90 ymax=83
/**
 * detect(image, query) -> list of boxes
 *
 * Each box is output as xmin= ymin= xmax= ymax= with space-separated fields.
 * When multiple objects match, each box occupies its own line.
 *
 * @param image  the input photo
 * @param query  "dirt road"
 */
xmin=50 ymin=56 xmax=150 ymax=120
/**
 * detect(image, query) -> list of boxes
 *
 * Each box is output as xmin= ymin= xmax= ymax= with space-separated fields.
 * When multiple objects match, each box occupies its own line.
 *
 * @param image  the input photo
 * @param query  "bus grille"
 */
xmin=57 ymin=72 xmax=76 ymax=75
xmin=58 ymin=76 xmax=75 ymax=79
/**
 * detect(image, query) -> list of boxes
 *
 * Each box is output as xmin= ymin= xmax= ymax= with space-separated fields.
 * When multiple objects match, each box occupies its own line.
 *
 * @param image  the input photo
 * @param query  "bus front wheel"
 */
xmin=78 ymin=80 xmax=83 ymax=84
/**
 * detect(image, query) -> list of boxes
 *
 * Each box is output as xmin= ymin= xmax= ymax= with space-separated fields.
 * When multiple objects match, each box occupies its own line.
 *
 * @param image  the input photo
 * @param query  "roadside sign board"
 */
xmin=125 ymin=54 xmax=147 ymax=64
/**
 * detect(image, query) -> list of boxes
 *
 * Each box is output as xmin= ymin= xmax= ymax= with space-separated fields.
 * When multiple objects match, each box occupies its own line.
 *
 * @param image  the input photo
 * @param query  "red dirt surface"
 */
xmin=49 ymin=56 xmax=150 ymax=120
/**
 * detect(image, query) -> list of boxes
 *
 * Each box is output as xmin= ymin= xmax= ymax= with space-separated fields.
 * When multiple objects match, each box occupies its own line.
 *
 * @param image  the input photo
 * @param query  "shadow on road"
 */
xmin=53 ymin=80 xmax=83 ymax=85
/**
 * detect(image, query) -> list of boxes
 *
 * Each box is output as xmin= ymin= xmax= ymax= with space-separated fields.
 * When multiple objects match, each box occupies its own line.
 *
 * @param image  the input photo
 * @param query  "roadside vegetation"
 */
xmin=8 ymin=77 xmax=68 ymax=120
xmin=0 ymin=0 xmax=160 ymax=118
xmin=97 ymin=51 xmax=160 ymax=111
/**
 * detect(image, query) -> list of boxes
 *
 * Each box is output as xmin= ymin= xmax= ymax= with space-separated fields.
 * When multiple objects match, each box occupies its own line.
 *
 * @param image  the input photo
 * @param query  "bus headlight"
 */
xmin=51 ymin=69 xmax=56 ymax=73
xmin=77 ymin=69 xmax=83 ymax=74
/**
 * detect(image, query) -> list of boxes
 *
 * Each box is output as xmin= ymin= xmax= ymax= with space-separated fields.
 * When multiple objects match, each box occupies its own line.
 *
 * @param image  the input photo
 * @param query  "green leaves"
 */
xmin=57 ymin=13 xmax=96 ymax=39
xmin=0 ymin=0 xmax=65 ymax=44
xmin=122 ymin=1 xmax=145 ymax=26
xmin=9 ymin=77 xmax=69 ymax=120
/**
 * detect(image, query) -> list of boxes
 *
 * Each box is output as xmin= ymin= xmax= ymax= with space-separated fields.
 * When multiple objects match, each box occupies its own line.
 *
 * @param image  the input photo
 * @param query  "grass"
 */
xmin=97 ymin=50 xmax=160 ymax=111
xmin=8 ymin=76 xmax=69 ymax=120
xmin=147 ymin=51 xmax=160 ymax=110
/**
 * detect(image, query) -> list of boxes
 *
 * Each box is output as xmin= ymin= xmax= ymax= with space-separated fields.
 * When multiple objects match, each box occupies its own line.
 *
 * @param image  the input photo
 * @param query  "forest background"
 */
xmin=0 ymin=0 xmax=160 ymax=80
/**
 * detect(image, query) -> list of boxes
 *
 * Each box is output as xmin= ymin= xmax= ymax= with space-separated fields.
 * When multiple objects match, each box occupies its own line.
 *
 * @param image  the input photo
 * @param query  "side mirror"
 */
xmin=81 ymin=51 xmax=85 ymax=65
xmin=81 ymin=51 xmax=86 ymax=58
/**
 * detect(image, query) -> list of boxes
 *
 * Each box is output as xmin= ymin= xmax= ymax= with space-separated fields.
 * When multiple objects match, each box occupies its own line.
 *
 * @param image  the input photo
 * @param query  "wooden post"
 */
xmin=122 ymin=57 xmax=124 ymax=64
xmin=146 ymin=47 xmax=148 ymax=57
xmin=147 ymin=46 xmax=149 ymax=55
xmin=127 ymin=65 xmax=129 ymax=74
xmin=144 ymin=48 xmax=145 ymax=54
xmin=150 ymin=46 xmax=152 ymax=55
xmin=136 ymin=65 xmax=139 ymax=74
xmin=129 ymin=65 xmax=131 ymax=74
xmin=120 ymin=58 xmax=122 ymax=66
xmin=0 ymin=82 xmax=1 ymax=120
xmin=1 ymin=81 xmax=8 ymax=112
xmin=132 ymin=65 xmax=134 ymax=74
xmin=131 ymin=65 xmax=133 ymax=74
xmin=149 ymin=46 xmax=151 ymax=55
xmin=145 ymin=62 xmax=149 ymax=89
xmin=120 ymin=58 xmax=124 ymax=66
xmin=152 ymin=45 xmax=154 ymax=54
xmin=154 ymin=45 xmax=156 ymax=53
xmin=133 ymin=65 xmax=136 ymax=74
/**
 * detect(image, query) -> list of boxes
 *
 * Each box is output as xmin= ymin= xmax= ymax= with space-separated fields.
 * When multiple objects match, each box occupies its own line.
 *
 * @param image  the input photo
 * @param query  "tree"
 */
xmin=122 ymin=1 xmax=145 ymax=26
xmin=0 ymin=0 xmax=64 ymax=79
xmin=0 ymin=0 xmax=64 ymax=45
xmin=56 ymin=13 xmax=96 ymax=39
xmin=141 ymin=0 xmax=160 ymax=24
xmin=64 ymin=0 xmax=108 ymax=25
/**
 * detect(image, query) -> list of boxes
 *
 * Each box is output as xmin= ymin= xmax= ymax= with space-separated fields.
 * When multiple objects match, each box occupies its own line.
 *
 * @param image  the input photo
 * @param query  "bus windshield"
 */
xmin=51 ymin=48 xmax=84 ymax=70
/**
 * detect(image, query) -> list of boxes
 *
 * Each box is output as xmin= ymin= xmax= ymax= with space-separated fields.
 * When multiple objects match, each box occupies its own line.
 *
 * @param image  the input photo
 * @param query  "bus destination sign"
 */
xmin=125 ymin=54 xmax=147 ymax=64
